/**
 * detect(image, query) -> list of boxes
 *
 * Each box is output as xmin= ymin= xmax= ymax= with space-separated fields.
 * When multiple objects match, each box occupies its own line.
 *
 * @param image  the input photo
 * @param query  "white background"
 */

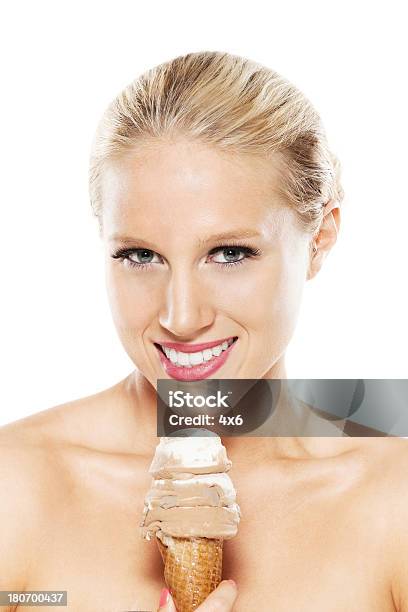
xmin=1 ymin=1 xmax=407 ymax=426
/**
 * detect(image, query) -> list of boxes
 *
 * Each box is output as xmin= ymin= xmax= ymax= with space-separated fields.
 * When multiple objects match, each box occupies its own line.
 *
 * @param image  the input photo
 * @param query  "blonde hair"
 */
xmin=89 ymin=51 xmax=344 ymax=236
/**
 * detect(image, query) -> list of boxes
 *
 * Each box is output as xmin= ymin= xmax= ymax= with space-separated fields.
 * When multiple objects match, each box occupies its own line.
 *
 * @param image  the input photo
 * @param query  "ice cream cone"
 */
xmin=156 ymin=535 xmax=223 ymax=612
xmin=141 ymin=437 xmax=239 ymax=611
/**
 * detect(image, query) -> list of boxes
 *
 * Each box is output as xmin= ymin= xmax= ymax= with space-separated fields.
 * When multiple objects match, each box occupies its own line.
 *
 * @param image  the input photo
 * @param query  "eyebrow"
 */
xmin=109 ymin=230 xmax=262 ymax=248
xmin=197 ymin=230 xmax=261 ymax=246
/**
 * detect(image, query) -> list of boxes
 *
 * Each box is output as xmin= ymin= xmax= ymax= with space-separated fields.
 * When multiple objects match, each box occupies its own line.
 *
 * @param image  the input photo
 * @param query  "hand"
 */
xmin=157 ymin=580 xmax=238 ymax=611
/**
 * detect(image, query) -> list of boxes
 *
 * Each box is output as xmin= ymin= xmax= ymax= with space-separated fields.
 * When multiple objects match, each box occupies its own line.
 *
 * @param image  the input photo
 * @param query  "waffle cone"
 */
xmin=156 ymin=535 xmax=223 ymax=612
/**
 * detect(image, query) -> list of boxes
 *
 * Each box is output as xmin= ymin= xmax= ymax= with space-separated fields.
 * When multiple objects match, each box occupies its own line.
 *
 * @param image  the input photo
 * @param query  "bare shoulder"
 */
xmin=385 ymin=439 xmax=408 ymax=612
xmin=0 ymin=384 xmax=118 ymax=592
xmin=365 ymin=437 xmax=408 ymax=611
xmin=0 ymin=418 xmax=67 ymax=593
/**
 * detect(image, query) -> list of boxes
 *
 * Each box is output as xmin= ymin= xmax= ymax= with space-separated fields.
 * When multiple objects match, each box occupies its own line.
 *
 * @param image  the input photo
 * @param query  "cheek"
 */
xmin=105 ymin=265 xmax=158 ymax=333
xmin=213 ymin=254 xmax=306 ymax=333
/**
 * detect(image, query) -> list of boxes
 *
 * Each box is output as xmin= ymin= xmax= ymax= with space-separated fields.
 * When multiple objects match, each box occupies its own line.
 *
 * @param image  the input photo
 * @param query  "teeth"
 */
xmin=161 ymin=338 xmax=236 ymax=368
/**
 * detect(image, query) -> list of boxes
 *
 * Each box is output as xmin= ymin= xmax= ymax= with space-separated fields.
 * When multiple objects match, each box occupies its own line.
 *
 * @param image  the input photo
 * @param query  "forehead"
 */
xmin=101 ymin=139 xmax=296 ymax=241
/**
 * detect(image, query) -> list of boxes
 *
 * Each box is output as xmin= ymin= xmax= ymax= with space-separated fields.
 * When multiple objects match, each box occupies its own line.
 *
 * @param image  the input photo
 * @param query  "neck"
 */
xmin=121 ymin=365 xmax=358 ymax=462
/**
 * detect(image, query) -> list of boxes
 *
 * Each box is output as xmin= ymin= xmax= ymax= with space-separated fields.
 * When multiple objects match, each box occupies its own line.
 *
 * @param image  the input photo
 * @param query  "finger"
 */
xmin=157 ymin=587 xmax=177 ymax=611
xmin=195 ymin=579 xmax=238 ymax=611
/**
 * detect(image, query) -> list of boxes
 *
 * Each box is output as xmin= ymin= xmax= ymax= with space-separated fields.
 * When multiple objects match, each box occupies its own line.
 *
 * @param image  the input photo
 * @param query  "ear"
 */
xmin=307 ymin=200 xmax=341 ymax=281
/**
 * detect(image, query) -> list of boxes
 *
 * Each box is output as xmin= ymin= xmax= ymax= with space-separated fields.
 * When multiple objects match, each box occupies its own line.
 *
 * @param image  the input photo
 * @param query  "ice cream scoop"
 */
xmin=147 ymin=435 xmax=232 ymax=478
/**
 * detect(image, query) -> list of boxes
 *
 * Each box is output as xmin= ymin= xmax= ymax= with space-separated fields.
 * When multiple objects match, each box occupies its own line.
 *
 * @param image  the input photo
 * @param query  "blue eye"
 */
xmin=111 ymin=248 xmax=161 ymax=269
xmin=111 ymin=244 xmax=261 ymax=270
xmin=208 ymin=246 xmax=260 ymax=268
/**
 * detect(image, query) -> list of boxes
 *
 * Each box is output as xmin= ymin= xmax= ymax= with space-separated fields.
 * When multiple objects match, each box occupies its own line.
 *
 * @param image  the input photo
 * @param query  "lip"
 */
xmin=156 ymin=336 xmax=236 ymax=353
xmin=154 ymin=338 xmax=238 ymax=381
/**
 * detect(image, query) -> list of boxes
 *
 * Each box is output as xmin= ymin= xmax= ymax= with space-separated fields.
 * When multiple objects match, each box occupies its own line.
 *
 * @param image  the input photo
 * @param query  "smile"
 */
xmin=154 ymin=337 xmax=238 ymax=381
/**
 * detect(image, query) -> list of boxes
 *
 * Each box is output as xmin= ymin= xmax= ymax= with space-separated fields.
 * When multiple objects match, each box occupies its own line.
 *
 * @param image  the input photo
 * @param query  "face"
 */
xmin=100 ymin=139 xmax=312 ymax=385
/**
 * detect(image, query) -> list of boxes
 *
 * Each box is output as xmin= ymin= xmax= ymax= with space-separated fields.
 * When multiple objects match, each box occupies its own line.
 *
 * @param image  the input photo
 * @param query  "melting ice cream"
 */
xmin=140 ymin=436 xmax=241 ymax=544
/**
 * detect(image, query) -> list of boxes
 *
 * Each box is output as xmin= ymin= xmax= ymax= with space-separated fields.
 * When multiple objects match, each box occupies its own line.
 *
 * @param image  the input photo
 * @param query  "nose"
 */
xmin=158 ymin=268 xmax=216 ymax=338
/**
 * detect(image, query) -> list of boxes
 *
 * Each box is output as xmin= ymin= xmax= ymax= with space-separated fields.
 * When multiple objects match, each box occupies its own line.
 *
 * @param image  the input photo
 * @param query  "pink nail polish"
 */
xmin=159 ymin=587 xmax=170 ymax=606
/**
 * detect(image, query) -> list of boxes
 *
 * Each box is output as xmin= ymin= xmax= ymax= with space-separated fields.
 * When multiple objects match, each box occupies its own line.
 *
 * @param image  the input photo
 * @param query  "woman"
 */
xmin=1 ymin=51 xmax=407 ymax=611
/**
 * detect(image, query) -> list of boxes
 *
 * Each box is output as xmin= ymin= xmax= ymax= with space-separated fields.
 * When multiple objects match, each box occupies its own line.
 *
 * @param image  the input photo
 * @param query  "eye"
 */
xmin=211 ymin=247 xmax=246 ymax=264
xmin=128 ymin=249 xmax=160 ymax=265
xmin=208 ymin=245 xmax=261 ymax=269
xmin=110 ymin=247 xmax=162 ymax=269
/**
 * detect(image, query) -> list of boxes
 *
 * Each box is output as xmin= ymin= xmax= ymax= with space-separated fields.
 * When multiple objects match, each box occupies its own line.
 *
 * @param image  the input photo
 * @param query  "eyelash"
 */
xmin=110 ymin=243 xmax=261 ymax=271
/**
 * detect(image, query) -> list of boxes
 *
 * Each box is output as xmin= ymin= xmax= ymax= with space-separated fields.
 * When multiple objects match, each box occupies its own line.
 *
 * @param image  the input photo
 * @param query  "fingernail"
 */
xmin=159 ymin=587 xmax=170 ymax=607
xmin=226 ymin=579 xmax=237 ymax=588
